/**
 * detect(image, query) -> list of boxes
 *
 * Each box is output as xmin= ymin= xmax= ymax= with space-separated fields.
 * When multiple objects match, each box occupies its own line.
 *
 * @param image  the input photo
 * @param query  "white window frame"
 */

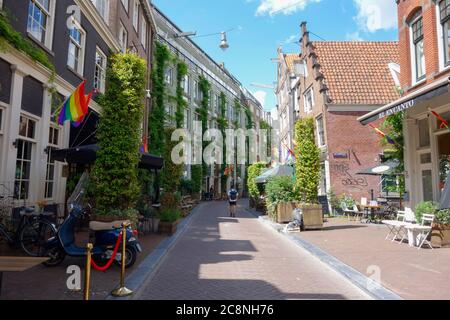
xmin=409 ymin=13 xmax=426 ymax=85
xmin=91 ymin=0 xmax=109 ymax=23
xmin=316 ymin=115 xmax=325 ymax=147
xmin=304 ymin=87 xmax=314 ymax=113
xmin=119 ymin=22 xmax=128 ymax=53
xmin=67 ymin=21 xmax=86 ymax=76
xmin=182 ymin=74 xmax=190 ymax=95
xmin=140 ymin=15 xmax=147 ymax=48
xmin=18 ymin=115 xmax=38 ymax=142
xmin=436 ymin=1 xmax=450 ymax=72
xmin=121 ymin=0 xmax=129 ymax=12
xmin=27 ymin=0 xmax=56 ymax=50
xmin=133 ymin=0 xmax=139 ymax=31
xmin=0 ymin=106 xmax=4 ymax=134
xmin=94 ymin=47 xmax=107 ymax=94
xmin=44 ymin=126 xmax=60 ymax=200
xmin=165 ymin=68 xmax=173 ymax=86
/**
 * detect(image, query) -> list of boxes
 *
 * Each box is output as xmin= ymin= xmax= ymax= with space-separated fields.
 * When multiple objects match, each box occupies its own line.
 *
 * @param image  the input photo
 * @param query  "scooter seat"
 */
xmin=89 ymin=220 xmax=131 ymax=231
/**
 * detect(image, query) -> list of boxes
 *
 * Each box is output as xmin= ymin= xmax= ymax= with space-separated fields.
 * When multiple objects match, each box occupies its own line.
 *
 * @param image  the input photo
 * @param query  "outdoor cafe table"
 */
xmin=0 ymin=256 xmax=48 ymax=296
xmin=361 ymin=204 xmax=382 ymax=223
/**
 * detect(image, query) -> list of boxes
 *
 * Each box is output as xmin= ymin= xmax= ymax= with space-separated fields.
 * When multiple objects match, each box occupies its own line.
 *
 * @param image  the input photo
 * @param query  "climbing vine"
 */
xmin=149 ymin=42 xmax=171 ymax=156
xmin=91 ymin=53 xmax=147 ymax=216
xmin=233 ymin=99 xmax=242 ymax=128
xmin=218 ymin=92 xmax=228 ymax=191
xmin=175 ymin=60 xmax=188 ymax=128
xmin=245 ymin=108 xmax=254 ymax=130
xmin=260 ymin=120 xmax=272 ymax=158
xmin=197 ymin=76 xmax=211 ymax=191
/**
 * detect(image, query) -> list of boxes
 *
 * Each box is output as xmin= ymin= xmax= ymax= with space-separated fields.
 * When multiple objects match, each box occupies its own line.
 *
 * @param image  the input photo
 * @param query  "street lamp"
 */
xmin=219 ymin=32 xmax=229 ymax=51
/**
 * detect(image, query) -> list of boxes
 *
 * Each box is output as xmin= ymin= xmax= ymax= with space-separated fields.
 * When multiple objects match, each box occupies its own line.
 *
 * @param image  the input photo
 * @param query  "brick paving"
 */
xmin=295 ymin=217 xmax=450 ymax=300
xmin=135 ymin=201 xmax=369 ymax=300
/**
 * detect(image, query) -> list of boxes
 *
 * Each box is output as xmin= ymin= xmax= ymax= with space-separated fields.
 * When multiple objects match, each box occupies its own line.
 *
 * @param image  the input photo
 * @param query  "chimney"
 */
xmin=300 ymin=21 xmax=310 ymax=45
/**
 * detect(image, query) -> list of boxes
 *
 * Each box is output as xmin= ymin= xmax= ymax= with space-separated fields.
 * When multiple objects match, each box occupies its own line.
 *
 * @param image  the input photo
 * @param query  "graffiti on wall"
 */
xmin=330 ymin=151 xmax=368 ymax=191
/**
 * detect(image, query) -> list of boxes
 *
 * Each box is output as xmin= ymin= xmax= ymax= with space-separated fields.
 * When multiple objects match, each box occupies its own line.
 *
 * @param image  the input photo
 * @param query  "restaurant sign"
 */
xmin=378 ymin=99 xmax=415 ymax=119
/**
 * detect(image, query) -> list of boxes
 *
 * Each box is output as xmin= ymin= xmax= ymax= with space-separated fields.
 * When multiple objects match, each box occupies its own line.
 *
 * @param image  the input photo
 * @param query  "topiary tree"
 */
xmin=92 ymin=53 xmax=147 ymax=216
xmin=295 ymin=118 xmax=320 ymax=204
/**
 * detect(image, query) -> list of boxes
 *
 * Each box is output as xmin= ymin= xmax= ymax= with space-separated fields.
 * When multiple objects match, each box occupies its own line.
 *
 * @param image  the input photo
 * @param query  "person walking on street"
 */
xmin=228 ymin=186 xmax=238 ymax=217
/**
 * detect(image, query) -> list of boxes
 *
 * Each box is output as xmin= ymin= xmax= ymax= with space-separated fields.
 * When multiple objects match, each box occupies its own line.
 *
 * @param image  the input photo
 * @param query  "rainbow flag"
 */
xmin=285 ymin=148 xmax=296 ymax=163
xmin=430 ymin=110 xmax=450 ymax=130
xmin=369 ymin=124 xmax=396 ymax=145
xmin=140 ymin=136 xmax=149 ymax=153
xmin=58 ymin=80 xmax=92 ymax=127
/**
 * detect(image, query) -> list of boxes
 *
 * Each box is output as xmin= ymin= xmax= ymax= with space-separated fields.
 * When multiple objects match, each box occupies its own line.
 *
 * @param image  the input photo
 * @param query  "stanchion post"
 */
xmin=84 ymin=243 xmax=93 ymax=301
xmin=111 ymin=222 xmax=133 ymax=297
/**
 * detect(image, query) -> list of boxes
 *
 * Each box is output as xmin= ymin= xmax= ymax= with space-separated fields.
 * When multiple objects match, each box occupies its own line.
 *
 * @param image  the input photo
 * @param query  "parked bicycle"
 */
xmin=0 ymin=206 xmax=57 ymax=257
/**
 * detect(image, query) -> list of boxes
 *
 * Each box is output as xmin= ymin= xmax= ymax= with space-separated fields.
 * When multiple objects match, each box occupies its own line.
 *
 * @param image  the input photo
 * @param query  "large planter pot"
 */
xmin=158 ymin=220 xmax=179 ymax=235
xmin=275 ymin=202 xmax=295 ymax=223
xmin=431 ymin=223 xmax=450 ymax=247
xmin=297 ymin=204 xmax=323 ymax=230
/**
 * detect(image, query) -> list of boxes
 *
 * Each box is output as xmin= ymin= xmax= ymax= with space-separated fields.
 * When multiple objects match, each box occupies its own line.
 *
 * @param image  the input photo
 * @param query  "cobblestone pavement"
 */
xmin=135 ymin=201 xmax=370 ymax=300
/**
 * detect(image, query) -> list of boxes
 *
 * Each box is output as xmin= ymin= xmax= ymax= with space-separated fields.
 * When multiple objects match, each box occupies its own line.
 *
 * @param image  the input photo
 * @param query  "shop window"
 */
xmin=418 ymin=118 xmax=430 ymax=148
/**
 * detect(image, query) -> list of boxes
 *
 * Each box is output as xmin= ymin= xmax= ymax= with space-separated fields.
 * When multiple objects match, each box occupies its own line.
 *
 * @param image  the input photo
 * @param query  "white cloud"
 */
xmin=253 ymin=91 xmax=267 ymax=108
xmin=353 ymin=0 xmax=397 ymax=33
xmin=283 ymin=34 xmax=300 ymax=44
xmin=253 ymin=0 xmax=321 ymax=16
xmin=346 ymin=31 xmax=363 ymax=41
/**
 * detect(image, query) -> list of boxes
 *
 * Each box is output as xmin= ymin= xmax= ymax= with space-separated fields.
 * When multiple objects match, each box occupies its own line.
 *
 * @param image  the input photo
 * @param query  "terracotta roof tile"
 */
xmin=311 ymin=41 xmax=400 ymax=105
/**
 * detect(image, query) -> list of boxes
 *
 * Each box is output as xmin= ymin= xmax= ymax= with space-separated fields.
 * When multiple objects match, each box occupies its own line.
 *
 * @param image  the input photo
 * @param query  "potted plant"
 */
xmin=414 ymin=201 xmax=439 ymax=224
xmin=247 ymin=162 xmax=268 ymax=208
xmin=294 ymin=118 xmax=323 ymax=230
xmin=432 ymin=209 xmax=450 ymax=247
xmin=265 ymin=176 xmax=297 ymax=223
xmin=158 ymin=208 xmax=181 ymax=235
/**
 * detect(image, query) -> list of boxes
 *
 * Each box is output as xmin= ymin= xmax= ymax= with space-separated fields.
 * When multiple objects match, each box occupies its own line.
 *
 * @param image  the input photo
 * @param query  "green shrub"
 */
xmin=415 ymin=201 xmax=439 ymax=223
xmin=295 ymin=118 xmax=320 ymax=203
xmin=247 ymin=162 xmax=267 ymax=198
xmin=159 ymin=208 xmax=181 ymax=223
xmin=161 ymin=127 xmax=183 ymax=193
xmin=436 ymin=209 xmax=450 ymax=225
xmin=265 ymin=176 xmax=297 ymax=216
xmin=180 ymin=179 xmax=194 ymax=195
xmin=339 ymin=194 xmax=356 ymax=210
xmin=91 ymin=53 xmax=147 ymax=215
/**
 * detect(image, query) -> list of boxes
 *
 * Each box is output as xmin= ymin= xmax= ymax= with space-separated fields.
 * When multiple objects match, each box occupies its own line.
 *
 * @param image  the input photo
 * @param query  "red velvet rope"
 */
xmin=90 ymin=231 xmax=123 ymax=272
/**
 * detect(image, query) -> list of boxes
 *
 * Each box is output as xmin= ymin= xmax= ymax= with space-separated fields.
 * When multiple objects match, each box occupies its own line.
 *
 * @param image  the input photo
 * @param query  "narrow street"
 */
xmin=135 ymin=200 xmax=370 ymax=300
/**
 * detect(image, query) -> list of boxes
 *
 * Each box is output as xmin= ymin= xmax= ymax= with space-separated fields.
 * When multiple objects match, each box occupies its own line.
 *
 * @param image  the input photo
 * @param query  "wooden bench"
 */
xmin=180 ymin=196 xmax=194 ymax=217
xmin=0 ymin=256 xmax=49 ymax=296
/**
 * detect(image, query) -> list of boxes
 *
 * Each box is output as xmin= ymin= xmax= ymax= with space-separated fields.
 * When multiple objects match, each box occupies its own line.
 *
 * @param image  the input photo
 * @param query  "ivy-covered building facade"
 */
xmin=152 ymin=6 xmax=268 ymax=198
xmin=0 ymin=0 xmax=120 ymax=212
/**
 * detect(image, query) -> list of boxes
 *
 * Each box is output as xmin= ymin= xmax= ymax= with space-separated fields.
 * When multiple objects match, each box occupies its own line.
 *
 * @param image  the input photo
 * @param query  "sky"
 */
xmin=152 ymin=0 xmax=399 ymax=114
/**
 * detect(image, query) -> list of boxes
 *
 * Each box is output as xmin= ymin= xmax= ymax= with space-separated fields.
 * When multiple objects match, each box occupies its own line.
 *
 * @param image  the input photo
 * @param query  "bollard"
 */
xmin=111 ymin=222 xmax=133 ymax=297
xmin=84 ymin=243 xmax=93 ymax=301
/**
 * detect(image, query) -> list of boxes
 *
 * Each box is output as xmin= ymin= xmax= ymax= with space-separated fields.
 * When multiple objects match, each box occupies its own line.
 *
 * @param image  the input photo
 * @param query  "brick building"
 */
xmin=293 ymin=22 xmax=400 ymax=201
xmin=359 ymin=0 xmax=450 ymax=208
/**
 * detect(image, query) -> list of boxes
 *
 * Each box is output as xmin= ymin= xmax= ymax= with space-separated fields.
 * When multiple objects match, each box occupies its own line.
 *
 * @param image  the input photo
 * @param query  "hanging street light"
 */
xmin=219 ymin=32 xmax=229 ymax=51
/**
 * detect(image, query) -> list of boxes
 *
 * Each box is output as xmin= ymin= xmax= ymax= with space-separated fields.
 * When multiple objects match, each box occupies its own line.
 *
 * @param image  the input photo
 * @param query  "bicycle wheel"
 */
xmin=20 ymin=220 xmax=57 ymax=257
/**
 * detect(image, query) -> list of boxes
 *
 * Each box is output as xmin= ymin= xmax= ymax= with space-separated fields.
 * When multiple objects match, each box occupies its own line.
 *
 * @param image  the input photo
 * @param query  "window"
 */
xmin=91 ymin=0 xmax=109 ymax=22
xmin=193 ymin=80 xmax=199 ymax=99
xmin=15 ymin=140 xmax=33 ymax=200
xmin=0 ymin=108 xmax=3 ymax=133
xmin=94 ymin=48 xmax=107 ymax=93
xmin=140 ymin=16 xmax=147 ymax=48
xmin=133 ymin=0 xmax=139 ymax=31
xmin=316 ymin=115 xmax=325 ymax=146
xmin=440 ymin=0 xmax=450 ymax=66
xmin=165 ymin=68 xmax=173 ymax=86
xmin=214 ymin=94 xmax=219 ymax=114
xmin=19 ymin=116 xmax=36 ymax=140
xmin=411 ymin=14 xmax=426 ymax=81
xmin=121 ymin=0 xmax=129 ymax=11
xmin=119 ymin=23 xmax=128 ymax=53
xmin=304 ymin=88 xmax=314 ymax=113
xmin=27 ymin=0 xmax=53 ymax=47
xmin=67 ymin=25 xmax=85 ymax=75
xmin=182 ymin=74 xmax=190 ymax=95
xmin=45 ymin=127 xmax=59 ymax=199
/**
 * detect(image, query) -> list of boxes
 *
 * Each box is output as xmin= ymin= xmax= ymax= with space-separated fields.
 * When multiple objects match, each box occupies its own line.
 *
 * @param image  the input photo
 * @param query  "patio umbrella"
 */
xmin=255 ymin=164 xmax=294 ymax=184
xmin=356 ymin=160 xmax=402 ymax=176
xmin=440 ymin=176 xmax=450 ymax=209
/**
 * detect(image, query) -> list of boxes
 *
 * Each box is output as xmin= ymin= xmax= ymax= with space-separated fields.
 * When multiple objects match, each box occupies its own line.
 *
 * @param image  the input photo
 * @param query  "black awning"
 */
xmin=51 ymin=144 xmax=164 ymax=170
xmin=359 ymin=78 xmax=450 ymax=125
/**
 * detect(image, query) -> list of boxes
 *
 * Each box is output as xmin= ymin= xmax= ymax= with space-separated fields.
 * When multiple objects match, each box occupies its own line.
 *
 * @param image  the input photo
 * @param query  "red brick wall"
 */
xmin=326 ymin=111 xmax=384 ymax=201
xmin=398 ymin=0 xmax=450 ymax=94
